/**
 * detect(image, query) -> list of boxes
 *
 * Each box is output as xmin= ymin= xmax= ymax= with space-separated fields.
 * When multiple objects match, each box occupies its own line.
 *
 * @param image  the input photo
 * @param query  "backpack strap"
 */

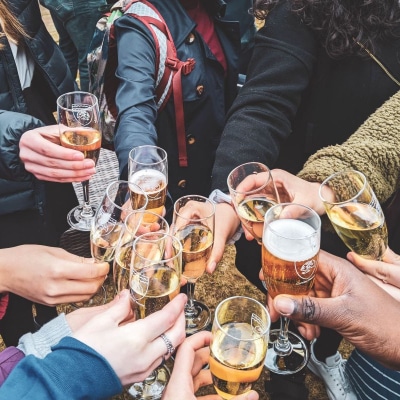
xmin=106 ymin=0 xmax=195 ymax=167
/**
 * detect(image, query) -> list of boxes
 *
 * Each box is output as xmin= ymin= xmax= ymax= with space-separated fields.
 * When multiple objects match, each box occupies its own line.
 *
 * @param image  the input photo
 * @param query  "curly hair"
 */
xmin=252 ymin=0 xmax=400 ymax=58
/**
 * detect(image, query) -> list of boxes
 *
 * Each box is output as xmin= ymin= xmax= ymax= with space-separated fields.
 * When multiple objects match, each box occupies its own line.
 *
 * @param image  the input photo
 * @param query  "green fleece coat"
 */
xmin=298 ymin=90 xmax=400 ymax=204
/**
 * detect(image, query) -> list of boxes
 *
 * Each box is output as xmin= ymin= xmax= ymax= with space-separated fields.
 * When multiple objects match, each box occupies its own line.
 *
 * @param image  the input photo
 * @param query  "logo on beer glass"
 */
xmin=251 ymin=313 xmax=267 ymax=336
xmin=72 ymin=103 xmax=93 ymax=126
xmin=295 ymin=259 xmax=317 ymax=281
xmin=130 ymin=271 xmax=150 ymax=303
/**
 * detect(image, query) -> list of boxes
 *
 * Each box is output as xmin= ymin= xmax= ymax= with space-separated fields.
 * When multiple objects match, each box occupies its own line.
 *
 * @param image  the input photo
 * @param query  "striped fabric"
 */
xmin=346 ymin=349 xmax=400 ymax=399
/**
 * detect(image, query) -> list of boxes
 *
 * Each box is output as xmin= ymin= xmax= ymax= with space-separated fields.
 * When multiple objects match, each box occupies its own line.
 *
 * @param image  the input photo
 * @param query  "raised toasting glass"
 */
xmin=57 ymin=91 xmax=102 ymax=231
xmin=113 ymin=210 xmax=169 ymax=296
xmin=227 ymin=162 xmax=280 ymax=244
xmin=128 ymin=145 xmax=168 ymax=216
xmin=172 ymin=195 xmax=215 ymax=335
xmin=129 ymin=232 xmax=182 ymax=400
xmin=319 ymin=169 xmax=388 ymax=260
xmin=209 ymin=296 xmax=271 ymax=399
xmin=262 ymin=203 xmax=321 ymax=374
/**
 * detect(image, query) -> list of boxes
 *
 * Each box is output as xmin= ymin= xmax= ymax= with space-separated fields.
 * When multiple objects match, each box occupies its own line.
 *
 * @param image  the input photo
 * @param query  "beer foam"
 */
xmin=263 ymin=219 xmax=318 ymax=261
xmin=129 ymin=169 xmax=166 ymax=193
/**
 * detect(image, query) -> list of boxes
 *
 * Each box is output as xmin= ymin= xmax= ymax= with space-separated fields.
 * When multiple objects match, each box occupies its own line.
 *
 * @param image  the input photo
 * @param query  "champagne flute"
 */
xmin=262 ymin=203 xmax=321 ymax=374
xmin=73 ymin=180 xmax=148 ymax=308
xmin=129 ymin=232 xmax=182 ymax=400
xmin=319 ymin=169 xmax=388 ymax=260
xmin=57 ymin=91 xmax=102 ymax=231
xmin=227 ymin=162 xmax=280 ymax=244
xmin=209 ymin=296 xmax=271 ymax=399
xmin=172 ymin=195 xmax=215 ymax=335
xmin=128 ymin=145 xmax=168 ymax=216
xmin=113 ymin=210 xmax=169 ymax=296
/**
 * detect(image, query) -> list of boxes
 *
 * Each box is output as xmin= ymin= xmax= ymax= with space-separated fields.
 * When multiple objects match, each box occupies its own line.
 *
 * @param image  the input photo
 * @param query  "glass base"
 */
xmin=67 ymin=204 xmax=96 ymax=231
xmin=128 ymin=365 xmax=170 ymax=400
xmin=264 ymin=329 xmax=309 ymax=375
xmin=185 ymin=300 xmax=211 ymax=335
xmin=71 ymin=285 xmax=107 ymax=308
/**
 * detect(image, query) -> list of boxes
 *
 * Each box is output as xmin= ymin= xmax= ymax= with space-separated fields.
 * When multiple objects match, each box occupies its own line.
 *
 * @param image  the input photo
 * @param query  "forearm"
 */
xmin=298 ymin=90 xmax=400 ymax=203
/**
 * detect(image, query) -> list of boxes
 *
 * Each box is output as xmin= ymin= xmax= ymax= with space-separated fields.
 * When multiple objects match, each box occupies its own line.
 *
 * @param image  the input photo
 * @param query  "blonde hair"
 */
xmin=0 ymin=0 xmax=28 ymax=49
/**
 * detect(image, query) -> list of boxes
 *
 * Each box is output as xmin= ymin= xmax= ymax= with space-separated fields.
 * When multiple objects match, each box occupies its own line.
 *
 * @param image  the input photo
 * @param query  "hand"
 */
xmin=207 ymin=203 xmax=240 ymax=273
xmin=19 ymin=125 xmax=96 ymax=182
xmin=73 ymin=291 xmax=187 ymax=386
xmin=163 ymin=331 xmax=259 ymax=400
xmin=271 ymin=169 xmax=332 ymax=215
xmin=0 ymin=245 xmax=109 ymax=305
xmin=347 ymin=249 xmax=400 ymax=300
xmin=272 ymin=250 xmax=400 ymax=369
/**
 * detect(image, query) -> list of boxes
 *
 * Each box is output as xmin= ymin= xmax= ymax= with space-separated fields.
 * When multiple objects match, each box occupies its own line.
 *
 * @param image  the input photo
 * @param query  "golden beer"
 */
xmin=327 ymin=202 xmax=388 ymax=259
xmin=129 ymin=169 xmax=167 ymax=215
xmin=262 ymin=219 xmax=319 ymax=298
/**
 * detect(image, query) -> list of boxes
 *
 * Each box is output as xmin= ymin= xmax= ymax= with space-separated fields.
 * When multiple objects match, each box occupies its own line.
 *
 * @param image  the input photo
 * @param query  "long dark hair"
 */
xmin=253 ymin=0 xmax=400 ymax=58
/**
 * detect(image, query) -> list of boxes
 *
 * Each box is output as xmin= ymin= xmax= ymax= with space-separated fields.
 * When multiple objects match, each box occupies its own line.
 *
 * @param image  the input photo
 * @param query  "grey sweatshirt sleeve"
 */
xmin=17 ymin=313 xmax=72 ymax=358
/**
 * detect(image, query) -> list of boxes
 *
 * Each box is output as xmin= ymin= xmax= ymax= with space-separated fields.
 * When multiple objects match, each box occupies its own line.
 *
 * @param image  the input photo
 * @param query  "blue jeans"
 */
xmin=40 ymin=0 xmax=108 ymax=90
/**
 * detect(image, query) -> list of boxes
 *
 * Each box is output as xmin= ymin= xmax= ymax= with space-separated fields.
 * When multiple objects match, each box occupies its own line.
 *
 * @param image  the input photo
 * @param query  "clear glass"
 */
xmin=128 ymin=145 xmax=168 ymax=216
xmin=319 ymin=169 xmax=388 ymax=260
xmin=129 ymin=232 xmax=182 ymax=400
xmin=262 ymin=203 xmax=321 ymax=374
xmin=209 ymin=296 xmax=271 ymax=399
xmin=113 ymin=210 xmax=169 ymax=296
xmin=57 ymin=91 xmax=102 ymax=231
xmin=172 ymin=195 xmax=215 ymax=335
xmin=227 ymin=162 xmax=280 ymax=244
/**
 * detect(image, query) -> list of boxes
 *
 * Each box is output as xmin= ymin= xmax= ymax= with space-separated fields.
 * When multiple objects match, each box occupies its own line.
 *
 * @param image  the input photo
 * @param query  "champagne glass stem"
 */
xmin=80 ymin=180 xmax=94 ymax=218
xmin=274 ymin=316 xmax=292 ymax=356
xmin=184 ymin=281 xmax=197 ymax=316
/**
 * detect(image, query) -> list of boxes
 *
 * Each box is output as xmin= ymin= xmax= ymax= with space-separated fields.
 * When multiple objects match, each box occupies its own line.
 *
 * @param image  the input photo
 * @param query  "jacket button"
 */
xmin=186 ymin=32 xmax=195 ymax=44
xmin=187 ymin=134 xmax=195 ymax=145
xmin=196 ymin=85 xmax=204 ymax=96
xmin=178 ymin=180 xmax=187 ymax=189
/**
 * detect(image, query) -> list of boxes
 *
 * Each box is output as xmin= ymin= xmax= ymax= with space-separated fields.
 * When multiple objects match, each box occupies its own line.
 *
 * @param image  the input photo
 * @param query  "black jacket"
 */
xmin=0 ymin=0 xmax=75 ymax=216
xmin=113 ymin=0 xmax=241 ymax=202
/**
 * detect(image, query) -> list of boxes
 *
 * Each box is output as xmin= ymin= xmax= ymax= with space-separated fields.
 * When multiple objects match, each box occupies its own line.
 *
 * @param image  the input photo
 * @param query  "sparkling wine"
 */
xmin=113 ymin=245 xmax=132 ymax=293
xmin=130 ymin=265 xmax=180 ymax=319
xmin=129 ymin=169 xmax=167 ymax=215
xmin=237 ymin=197 xmax=276 ymax=241
xmin=327 ymin=202 xmax=388 ymax=259
xmin=210 ymin=322 xmax=267 ymax=399
xmin=60 ymin=129 xmax=101 ymax=164
xmin=90 ymin=223 xmax=123 ymax=262
xmin=174 ymin=224 xmax=213 ymax=281
xmin=262 ymin=219 xmax=319 ymax=298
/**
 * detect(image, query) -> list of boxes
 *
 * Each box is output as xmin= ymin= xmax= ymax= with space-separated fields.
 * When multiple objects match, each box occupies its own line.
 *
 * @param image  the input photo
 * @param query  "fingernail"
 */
xmin=274 ymin=297 xmax=295 ymax=315
xmin=246 ymin=391 xmax=258 ymax=400
xmin=208 ymin=261 xmax=216 ymax=272
xmin=83 ymin=159 xmax=95 ymax=168
xmin=347 ymin=252 xmax=354 ymax=263
xmin=72 ymin=153 xmax=84 ymax=161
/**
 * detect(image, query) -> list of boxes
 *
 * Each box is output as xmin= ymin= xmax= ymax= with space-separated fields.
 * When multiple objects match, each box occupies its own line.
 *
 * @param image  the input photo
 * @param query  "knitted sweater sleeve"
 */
xmin=297 ymin=90 xmax=400 ymax=203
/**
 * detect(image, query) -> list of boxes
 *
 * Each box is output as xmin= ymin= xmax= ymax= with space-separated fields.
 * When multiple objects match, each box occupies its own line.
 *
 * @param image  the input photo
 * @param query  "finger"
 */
xmin=193 ymin=369 xmax=213 ymax=392
xmin=207 ymin=236 xmax=225 ymax=273
xmin=382 ymin=248 xmax=400 ymax=266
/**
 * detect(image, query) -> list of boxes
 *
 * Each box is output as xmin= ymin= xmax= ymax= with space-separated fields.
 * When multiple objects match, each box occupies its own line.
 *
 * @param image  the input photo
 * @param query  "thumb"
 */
xmin=273 ymin=294 xmax=340 ymax=330
xmin=207 ymin=236 xmax=225 ymax=273
xmin=102 ymin=289 xmax=134 ymax=324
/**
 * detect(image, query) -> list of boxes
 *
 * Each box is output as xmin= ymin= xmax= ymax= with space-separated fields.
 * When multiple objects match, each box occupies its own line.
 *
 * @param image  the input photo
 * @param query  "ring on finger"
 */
xmin=160 ymin=333 xmax=175 ymax=356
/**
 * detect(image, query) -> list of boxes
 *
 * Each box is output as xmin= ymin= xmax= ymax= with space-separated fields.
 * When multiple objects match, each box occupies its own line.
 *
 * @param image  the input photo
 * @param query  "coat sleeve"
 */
xmin=0 ymin=346 xmax=25 ymax=387
xmin=0 ymin=337 xmax=122 ymax=399
xmin=298 ymin=89 xmax=400 ymax=204
xmin=211 ymin=1 xmax=317 ymax=193
xmin=112 ymin=15 xmax=159 ymax=180
xmin=0 ymin=110 xmax=45 ymax=181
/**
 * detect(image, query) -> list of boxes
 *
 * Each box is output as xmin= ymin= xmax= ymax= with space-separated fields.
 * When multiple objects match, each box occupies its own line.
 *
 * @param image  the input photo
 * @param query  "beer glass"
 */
xmin=262 ymin=203 xmax=321 ymax=374
xmin=227 ymin=162 xmax=280 ymax=244
xmin=129 ymin=232 xmax=182 ymax=399
xmin=57 ymin=91 xmax=101 ymax=231
xmin=319 ymin=170 xmax=388 ymax=260
xmin=113 ymin=210 xmax=169 ymax=295
xmin=128 ymin=145 xmax=168 ymax=216
xmin=172 ymin=195 xmax=215 ymax=334
xmin=209 ymin=296 xmax=271 ymax=399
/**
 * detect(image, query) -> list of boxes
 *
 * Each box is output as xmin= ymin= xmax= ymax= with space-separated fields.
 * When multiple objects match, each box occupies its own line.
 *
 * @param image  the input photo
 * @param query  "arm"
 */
xmin=113 ymin=15 xmax=159 ymax=179
xmin=0 ymin=245 xmax=109 ymax=305
xmin=0 ymin=291 xmax=187 ymax=398
xmin=211 ymin=2 xmax=317 ymax=193
xmin=271 ymin=250 xmax=400 ymax=369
